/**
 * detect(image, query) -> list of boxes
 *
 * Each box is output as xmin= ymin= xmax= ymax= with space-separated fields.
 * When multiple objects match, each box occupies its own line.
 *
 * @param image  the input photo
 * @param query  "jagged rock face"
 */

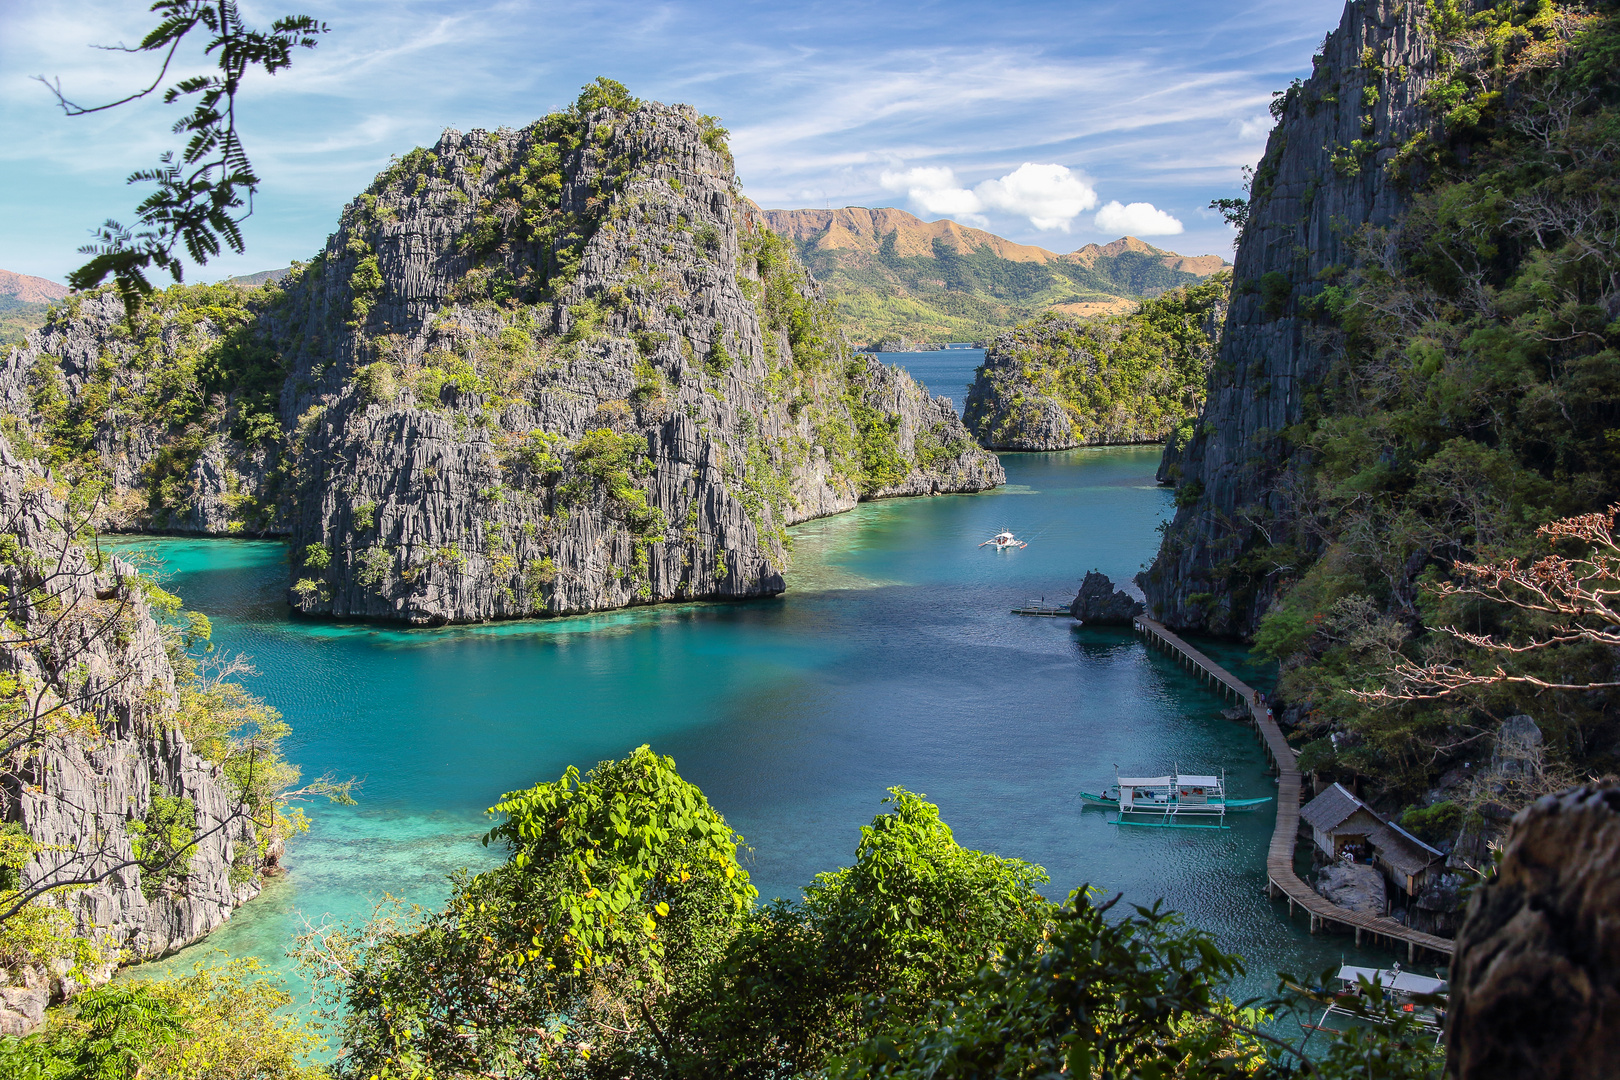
xmin=273 ymin=98 xmax=1000 ymax=623
xmin=1445 ymin=784 xmax=1620 ymax=1080
xmin=2 ymin=92 xmax=1001 ymax=625
xmin=963 ymin=325 xmax=1086 ymax=450
xmin=1069 ymin=570 xmax=1144 ymax=625
xmin=0 ymin=438 xmax=259 ymax=1015
xmin=1140 ymin=0 xmax=1441 ymax=633
xmin=0 ymin=290 xmax=287 ymax=535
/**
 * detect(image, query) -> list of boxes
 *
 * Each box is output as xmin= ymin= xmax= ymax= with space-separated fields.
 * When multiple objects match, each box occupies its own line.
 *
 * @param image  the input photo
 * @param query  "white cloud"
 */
xmin=974 ymin=163 xmax=1097 ymax=232
xmin=880 ymin=161 xmax=1097 ymax=231
xmin=1237 ymin=114 xmax=1273 ymax=140
xmin=1093 ymin=200 xmax=1184 ymax=236
xmin=879 ymin=165 xmax=984 ymax=217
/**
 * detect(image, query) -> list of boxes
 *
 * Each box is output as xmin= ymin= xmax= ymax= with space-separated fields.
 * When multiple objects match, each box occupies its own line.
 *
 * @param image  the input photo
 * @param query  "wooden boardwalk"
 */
xmin=1132 ymin=617 xmax=1454 ymax=964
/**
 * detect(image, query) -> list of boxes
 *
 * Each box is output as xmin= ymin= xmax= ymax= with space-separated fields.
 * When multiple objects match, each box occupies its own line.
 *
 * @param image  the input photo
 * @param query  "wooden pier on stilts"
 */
xmin=1132 ymin=617 xmax=1454 ymax=965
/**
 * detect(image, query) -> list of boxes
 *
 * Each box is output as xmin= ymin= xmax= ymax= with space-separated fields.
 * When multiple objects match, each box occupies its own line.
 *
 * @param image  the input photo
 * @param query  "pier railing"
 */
xmin=1132 ymin=617 xmax=1454 ymax=964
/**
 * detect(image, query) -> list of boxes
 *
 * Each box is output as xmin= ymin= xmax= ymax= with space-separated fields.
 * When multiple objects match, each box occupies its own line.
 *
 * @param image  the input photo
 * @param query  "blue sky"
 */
xmin=0 ymin=0 xmax=1344 ymax=283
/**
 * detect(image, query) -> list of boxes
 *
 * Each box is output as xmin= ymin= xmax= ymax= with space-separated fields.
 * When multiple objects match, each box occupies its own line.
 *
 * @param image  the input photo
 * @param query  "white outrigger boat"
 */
xmin=1306 ymin=965 xmax=1447 ymax=1042
xmin=980 ymin=530 xmax=1027 ymax=550
xmin=1079 ymin=768 xmax=1270 ymax=828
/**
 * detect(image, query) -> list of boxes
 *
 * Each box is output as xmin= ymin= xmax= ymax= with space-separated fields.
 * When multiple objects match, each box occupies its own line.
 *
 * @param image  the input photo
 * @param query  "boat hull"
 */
xmin=1080 ymin=792 xmax=1272 ymax=811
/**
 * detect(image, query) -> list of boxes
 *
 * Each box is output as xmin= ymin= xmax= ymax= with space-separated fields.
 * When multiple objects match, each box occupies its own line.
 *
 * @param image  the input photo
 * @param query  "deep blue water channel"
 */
xmin=128 ymin=351 xmax=1410 ymax=1013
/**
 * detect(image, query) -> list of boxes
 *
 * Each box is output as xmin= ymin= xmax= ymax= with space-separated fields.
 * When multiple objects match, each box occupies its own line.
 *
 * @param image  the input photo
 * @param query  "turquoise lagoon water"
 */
xmin=125 ymin=443 xmax=1415 ymax=1010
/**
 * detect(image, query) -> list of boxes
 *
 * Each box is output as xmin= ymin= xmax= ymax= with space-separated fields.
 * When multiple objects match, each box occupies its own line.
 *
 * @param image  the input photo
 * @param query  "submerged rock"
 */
xmin=1446 ymin=784 xmax=1620 ymax=1080
xmin=1070 ymin=570 xmax=1144 ymax=625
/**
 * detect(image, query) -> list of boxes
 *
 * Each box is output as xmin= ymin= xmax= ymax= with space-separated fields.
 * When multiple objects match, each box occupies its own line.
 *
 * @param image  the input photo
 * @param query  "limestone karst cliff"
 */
xmin=962 ymin=277 xmax=1226 ymax=451
xmin=0 ymin=83 xmax=1002 ymax=625
xmin=1138 ymin=0 xmax=1445 ymax=633
xmin=0 ymin=437 xmax=263 ymax=1030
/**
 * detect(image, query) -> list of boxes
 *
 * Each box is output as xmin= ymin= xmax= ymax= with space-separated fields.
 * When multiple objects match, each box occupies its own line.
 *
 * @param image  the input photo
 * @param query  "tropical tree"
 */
xmin=38 ymin=1 xmax=328 ymax=315
xmin=673 ymin=788 xmax=1052 ymax=1076
xmin=300 ymin=745 xmax=756 ymax=1078
xmin=1362 ymin=503 xmax=1620 ymax=699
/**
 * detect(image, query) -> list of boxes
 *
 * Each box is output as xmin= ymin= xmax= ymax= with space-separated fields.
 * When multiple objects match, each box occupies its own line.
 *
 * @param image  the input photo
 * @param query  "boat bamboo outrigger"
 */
xmin=1079 ymin=768 xmax=1268 ymax=829
xmin=980 ymin=530 xmax=1027 ymax=550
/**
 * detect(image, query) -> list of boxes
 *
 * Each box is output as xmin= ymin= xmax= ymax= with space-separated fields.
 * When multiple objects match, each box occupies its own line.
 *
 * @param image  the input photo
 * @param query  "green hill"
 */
xmin=758 ymin=207 xmax=1229 ymax=347
xmin=0 ymin=270 xmax=69 ymax=347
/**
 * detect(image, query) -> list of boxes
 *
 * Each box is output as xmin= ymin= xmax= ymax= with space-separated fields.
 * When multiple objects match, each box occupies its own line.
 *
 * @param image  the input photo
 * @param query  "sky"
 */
xmin=0 ymin=0 xmax=1346 ymax=284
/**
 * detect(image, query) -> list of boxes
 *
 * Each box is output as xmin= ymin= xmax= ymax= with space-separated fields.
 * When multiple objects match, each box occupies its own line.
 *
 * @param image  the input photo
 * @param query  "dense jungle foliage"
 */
xmin=1239 ymin=2 xmax=1620 ymax=830
xmin=966 ymin=274 xmax=1228 ymax=446
xmin=272 ymin=746 xmax=1441 ymax=1080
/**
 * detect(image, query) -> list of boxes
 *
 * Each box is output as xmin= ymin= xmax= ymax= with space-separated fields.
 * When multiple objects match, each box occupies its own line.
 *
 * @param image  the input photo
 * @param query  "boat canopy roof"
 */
xmin=1335 ymin=966 xmax=1447 ymax=995
xmin=1116 ymin=775 xmax=1223 ymax=788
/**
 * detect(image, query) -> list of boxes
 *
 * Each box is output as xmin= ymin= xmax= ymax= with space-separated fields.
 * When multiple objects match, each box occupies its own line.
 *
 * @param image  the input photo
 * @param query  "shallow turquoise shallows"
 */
xmin=125 ymin=437 xmax=1414 ymax=1010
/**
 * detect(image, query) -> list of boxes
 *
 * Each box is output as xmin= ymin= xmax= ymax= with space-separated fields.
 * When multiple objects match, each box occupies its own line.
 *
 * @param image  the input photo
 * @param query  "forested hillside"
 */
xmin=1145 ymin=0 xmax=1620 ymax=876
xmin=760 ymin=208 xmax=1227 ymax=346
xmin=963 ymin=274 xmax=1227 ymax=449
xmin=0 ymin=271 xmax=68 ymax=347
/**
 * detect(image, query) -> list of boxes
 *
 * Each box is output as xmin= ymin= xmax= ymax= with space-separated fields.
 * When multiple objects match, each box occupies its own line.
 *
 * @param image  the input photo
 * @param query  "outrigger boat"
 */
xmin=1306 ymin=965 xmax=1447 ymax=1043
xmin=1080 ymin=768 xmax=1270 ymax=829
xmin=980 ymin=530 xmax=1027 ymax=550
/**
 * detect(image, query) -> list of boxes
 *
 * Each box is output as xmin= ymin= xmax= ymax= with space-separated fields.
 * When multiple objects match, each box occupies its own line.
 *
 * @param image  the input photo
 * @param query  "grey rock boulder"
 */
xmin=1313 ymin=861 xmax=1386 ymax=916
xmin=1446 ymin=784 xmax=1620 ymax=1080
xmin=1070 ymin=570 xmax=1145 ymax=625
xmin=0 ymin=987 xmax=46 ymax=1036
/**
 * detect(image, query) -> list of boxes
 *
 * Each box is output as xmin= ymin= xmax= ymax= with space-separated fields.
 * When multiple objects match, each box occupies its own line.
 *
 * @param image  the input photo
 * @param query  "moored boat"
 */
xmin=1080 ymin=783 xmax=1272 ymax=811
xmin=1307 ymin=965 xmax=1448 ymax=1044
xmin=1082 ymin=769 xmax=1271 ymax=829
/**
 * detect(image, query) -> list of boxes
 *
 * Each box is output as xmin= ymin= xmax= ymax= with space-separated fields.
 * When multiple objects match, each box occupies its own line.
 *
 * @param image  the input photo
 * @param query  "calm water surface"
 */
xmin=872 ymin=347 xmax=984 ymax=411
xmin=127 ymin=443 xmax=1415 ymax=1012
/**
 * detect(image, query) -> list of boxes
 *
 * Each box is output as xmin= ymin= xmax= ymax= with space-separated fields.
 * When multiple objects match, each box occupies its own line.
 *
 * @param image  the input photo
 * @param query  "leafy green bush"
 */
xmin=1401 ymin=800 xmax=1464 ymax=845
xmin=0 ymin=958 xmax=325 ymax=1079
xmin=127 ymin=796 xmax=198 ymax=900
xmin=1259 ymin=271 xmax=1291 ymax=319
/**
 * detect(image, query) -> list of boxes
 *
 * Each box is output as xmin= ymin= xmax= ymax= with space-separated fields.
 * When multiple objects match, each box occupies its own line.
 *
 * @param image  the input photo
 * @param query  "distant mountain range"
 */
xmin=758 ymin=207 xmax=1229 ymax=347
xmin=0 ymin=270 xmax=70 ymax=347
xmin=3 ymin=211 xmax=1227 ymax=353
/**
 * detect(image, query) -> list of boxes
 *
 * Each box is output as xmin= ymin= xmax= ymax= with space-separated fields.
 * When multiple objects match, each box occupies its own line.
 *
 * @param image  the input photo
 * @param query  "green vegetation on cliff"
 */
xmin=10 ymin=279 xmax=291 ymax=531
xmin=964 ymin=274 xmax=1228 ymax=449
xmin=1234 ymin=3 xmax=1620 ymax=813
